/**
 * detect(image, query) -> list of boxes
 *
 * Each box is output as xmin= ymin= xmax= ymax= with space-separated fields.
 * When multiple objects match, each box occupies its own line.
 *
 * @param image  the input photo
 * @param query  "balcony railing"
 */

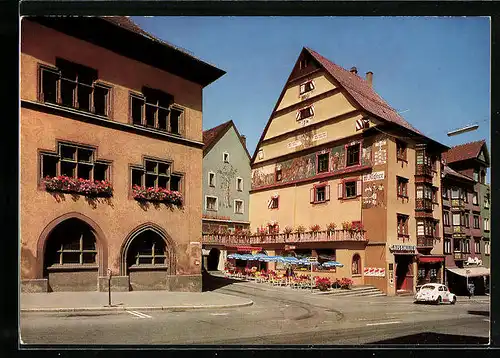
xmin=415 ymin=198 xmax=433 ymax=211
xmin=453 ymin=252 xmax=466 ymax=261
xmin=452 ymin=225 xmax=465 ymax=234
xmin=415 ymin=164 xmax=433 ymax=177
xmin=417 ymin=237 xmax=435 ymax=248
xmin=202 ymin=229 xmax=367 ymax=246
xmin=451 ymin=199 xmax=465 ymax=210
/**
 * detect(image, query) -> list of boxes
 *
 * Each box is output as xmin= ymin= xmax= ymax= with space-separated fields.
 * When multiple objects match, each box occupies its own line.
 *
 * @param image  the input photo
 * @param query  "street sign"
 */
xmin=308 ymin=257 xmax=318 ymax=262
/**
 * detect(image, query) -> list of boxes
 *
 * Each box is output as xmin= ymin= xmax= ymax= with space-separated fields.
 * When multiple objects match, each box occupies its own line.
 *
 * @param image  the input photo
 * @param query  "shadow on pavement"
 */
xmin=367 ymin=332 xmax=489 ymax=345
xmin=202 ymin=271 xmax=241 ymax=292
xmin=467 ymin=310 xmax=490 ymax=317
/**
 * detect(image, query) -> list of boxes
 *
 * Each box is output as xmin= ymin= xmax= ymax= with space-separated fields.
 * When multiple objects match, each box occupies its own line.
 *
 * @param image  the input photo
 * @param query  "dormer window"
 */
xmin=296 ymin=106 xmax=314 ymax=121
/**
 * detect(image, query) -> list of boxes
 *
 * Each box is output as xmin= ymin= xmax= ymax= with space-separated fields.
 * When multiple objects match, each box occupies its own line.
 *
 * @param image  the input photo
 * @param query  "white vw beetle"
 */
xmin=414 ymin=283 xmax=457 ymax=305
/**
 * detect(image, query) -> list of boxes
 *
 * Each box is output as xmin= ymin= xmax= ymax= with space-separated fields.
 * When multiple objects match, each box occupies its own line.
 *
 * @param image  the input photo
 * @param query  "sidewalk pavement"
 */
xmin=20 ymin=291 xmax=253 ymax=313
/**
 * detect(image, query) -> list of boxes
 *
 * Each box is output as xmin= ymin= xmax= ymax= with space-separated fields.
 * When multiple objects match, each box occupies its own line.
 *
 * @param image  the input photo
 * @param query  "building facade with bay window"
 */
xmin=20 ymin=17 xmax=224 ymax=292
xmin=202 ymin=47 xmax=448 ymax=296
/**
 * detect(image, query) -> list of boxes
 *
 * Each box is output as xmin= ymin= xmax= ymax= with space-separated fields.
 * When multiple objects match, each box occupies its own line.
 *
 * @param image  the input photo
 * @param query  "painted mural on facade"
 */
xmin=217 ymin=163 xmax=238 ymax=208
xmin=252 ymin=140 xmax=375 ymax=189
xmin=362 ymin=178 xmax=385 ymax=209
xmin=373 ymin=138 xmax=388 ymax=166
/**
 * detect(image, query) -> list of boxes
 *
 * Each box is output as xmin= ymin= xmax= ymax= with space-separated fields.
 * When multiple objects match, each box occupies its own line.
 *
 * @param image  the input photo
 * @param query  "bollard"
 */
xmin=107 ymin=268 xmax=112 ymax=306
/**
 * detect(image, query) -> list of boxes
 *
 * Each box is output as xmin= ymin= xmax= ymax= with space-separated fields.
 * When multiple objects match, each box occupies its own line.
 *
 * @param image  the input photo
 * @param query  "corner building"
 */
xmin=20 ymin=17 xmax=225 ymax=292
xmin=249 ymin=48 xmax=448 ymax=295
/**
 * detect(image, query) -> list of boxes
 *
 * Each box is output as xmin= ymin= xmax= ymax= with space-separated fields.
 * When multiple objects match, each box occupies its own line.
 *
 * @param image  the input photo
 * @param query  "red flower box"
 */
xmin=43 ymin=176 xmax=113 ymax=197
xmin=132 ymin=185 xmax=182 ymax=207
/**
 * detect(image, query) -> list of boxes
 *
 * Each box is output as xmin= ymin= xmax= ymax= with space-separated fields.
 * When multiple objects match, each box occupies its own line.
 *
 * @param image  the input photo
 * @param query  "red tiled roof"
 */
xmin=305 ymin=48 xmax=424 ymax=136
xmin=203 ymin=120 xmax=233 ymax=150
xmin=442 ymin=140 xmax=486 ymax=164
xmin=101 ymin=17 xmax=211 ymax=65
xmin=442 ymin=165 xmax=474 ymax=182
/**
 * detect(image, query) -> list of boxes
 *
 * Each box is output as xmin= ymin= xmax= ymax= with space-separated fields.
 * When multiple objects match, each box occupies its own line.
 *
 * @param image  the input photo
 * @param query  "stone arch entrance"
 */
xmin=207 ymin=248 xmax=220 ymax=271
xmin=121 ymin=223 xmax=176 ymax=291
xmin=42 ymin=217 xmax=100 ymax=291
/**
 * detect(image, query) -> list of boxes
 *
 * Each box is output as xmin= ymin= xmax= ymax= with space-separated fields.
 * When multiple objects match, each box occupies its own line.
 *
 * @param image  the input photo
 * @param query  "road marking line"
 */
xmin=210 ymin=313 xmax=229 ymax=316
xmin=366 ymin=321 xmax=402 ymax=326
xmin=483 ymin=319 xmax=490 ymax=322
xmin=126 ymin=310 xmax=152 ymax=319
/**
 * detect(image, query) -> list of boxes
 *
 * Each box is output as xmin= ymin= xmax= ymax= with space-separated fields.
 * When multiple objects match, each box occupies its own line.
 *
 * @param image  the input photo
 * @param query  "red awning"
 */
xmin=234 ymin=246 xmax=262 ymax=252
xmin=419 ymin=256 xmax=445 ymax=263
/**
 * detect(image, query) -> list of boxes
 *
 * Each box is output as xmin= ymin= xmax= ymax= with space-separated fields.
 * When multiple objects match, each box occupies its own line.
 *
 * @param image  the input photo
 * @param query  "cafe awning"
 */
xmin=446 ymin=267 xmax=490 ymax=277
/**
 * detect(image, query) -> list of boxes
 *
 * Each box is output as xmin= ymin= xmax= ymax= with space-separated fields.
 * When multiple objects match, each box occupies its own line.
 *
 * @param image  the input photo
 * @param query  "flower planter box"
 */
xmin=132 ymin=185 xmax=183 ymax=207
xmin=43 ymin=176 xmax=113 ymax=197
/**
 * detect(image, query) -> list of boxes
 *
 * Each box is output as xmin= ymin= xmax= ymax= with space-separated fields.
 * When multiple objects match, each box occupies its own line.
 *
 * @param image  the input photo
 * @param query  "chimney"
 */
xmin=241 ymin=135 xmax=247 ymax=148
xmin=366 ymin=71 xmax=373 ymax=86
xmin=350 ymin=66 xmax=358 ymax=75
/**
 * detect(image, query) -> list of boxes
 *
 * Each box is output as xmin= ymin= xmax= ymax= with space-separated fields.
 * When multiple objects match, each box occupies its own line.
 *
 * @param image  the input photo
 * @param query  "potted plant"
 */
xmin=342 ymin=221 xmax=352 ymax=231
xmin=339 ymin=277 xmax=354 ymax=290
xmin=283 ymin=226 xmax=293 ymax=238
xmin=327 ymin=222 xmax=337 ymax=233
xmin=315 ymin=277 xmax=332 ymax=291
xmin=295 ymin=225 xmax=306 ymax=237
xmin=332 ymin=278 xmax=341 ymax=289
xmin=310 ymin=224 xmax=321 ymax=233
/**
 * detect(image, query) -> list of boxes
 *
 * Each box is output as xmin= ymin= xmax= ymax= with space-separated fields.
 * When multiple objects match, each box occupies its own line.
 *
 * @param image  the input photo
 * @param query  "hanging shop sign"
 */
xmin=363 ymin=171 xmax=385 ymax=182
xmin=364 ymin=267 xmax=386 ymax=277
xmin=390 ymin=244 xmax=416 ymax=253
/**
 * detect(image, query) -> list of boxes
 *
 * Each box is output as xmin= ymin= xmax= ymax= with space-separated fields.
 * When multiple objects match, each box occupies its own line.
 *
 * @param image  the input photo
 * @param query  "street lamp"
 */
xmin=447 ymin=124 xmax=479 ymax=137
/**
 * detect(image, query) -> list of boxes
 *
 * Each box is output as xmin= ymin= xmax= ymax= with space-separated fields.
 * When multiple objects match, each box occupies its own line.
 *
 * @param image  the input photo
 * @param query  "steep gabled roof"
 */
xmin=203 ymin=120 xmax=251 ymax=160
xmin=442 ymin=165 xmax=475 ymax=183
xmin=251 ymin=47 xmax=446 ymax=163
xmin=305 ymin=48 xmax=424 ymax=136
xmin=442 ymin=140 xmax=489 ymax=165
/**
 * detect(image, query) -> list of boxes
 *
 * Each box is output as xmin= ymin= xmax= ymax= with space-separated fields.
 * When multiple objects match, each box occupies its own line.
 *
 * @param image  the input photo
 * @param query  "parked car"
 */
xmin=414 ymin=283 xmax=456 ymax=305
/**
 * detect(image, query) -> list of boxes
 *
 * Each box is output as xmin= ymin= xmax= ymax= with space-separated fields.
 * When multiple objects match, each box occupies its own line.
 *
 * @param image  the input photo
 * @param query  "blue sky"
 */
xmin=132 ymin=16 xmax=490 ymax=177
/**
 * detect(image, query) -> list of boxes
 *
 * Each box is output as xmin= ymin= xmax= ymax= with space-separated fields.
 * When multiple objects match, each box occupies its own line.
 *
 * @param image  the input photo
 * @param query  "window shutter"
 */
xmin=311 ymin=80 xmax=316 ymax=90
xmin=268 ymin=199 xmax=273 ymax=209
xmin=310 ymin=188 xmax=315 ymax=203
xmin=296 ymin=110 xmax=301 ymax=120
xmin=356 ymin=180 xmax=362 ymax=196
xmin=338 ymin=183 xmax=343 ymax=199
xmin=310 ymin=105 xmax=315 ymax=116
xmin=300 ymin=84 xmax=305 ymax=94
xmin=325 ymin=185 xmax=330 ymax=201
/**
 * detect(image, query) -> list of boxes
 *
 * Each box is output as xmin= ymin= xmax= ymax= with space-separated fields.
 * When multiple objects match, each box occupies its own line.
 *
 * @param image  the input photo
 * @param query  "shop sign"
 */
xmin=363 ymin=171 xmax=385 ymax=182
xmin=284 ymin=245 xmax=296 ymax=251
xmin=364 ymin=267 xmax=386 ymax=277
xmin=390 ymin=244 xmax=416 ymax=252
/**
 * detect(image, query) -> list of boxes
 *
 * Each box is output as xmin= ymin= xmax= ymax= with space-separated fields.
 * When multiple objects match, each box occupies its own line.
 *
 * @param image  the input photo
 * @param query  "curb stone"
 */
xmin=20 ymin=300 xmax=254 ymax=313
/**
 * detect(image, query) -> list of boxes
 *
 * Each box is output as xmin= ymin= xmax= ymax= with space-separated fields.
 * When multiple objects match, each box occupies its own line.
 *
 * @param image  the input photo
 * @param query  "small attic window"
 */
xmin=223 ymin=152 xmax=229 ymax=163
xmin=299 ymin=59 xmax=308 ymax=70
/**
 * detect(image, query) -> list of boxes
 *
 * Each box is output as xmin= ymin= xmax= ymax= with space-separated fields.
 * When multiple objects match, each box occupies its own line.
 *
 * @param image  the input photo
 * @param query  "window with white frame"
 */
xmin=299 ymin=80 xmax=315 ymax=95
xmin=205 ymin=196 xmax=218 ymax=211
xmin=311 ymin=183 xmax=330 ymax=203
xmin=444 ymin=238 xmax=451 ymax=254
xmin=484 ymin=218 xmax=490 ymax=232
xmin=268 ymin=195 xmax=279 ymax=209
xmin=451 ymin=188 xmax=460 ymax=199
xmin=234 ymin=199 xmax=244 ymax=214
xmin=452 ymin=213 xmax=460 ymax=226
xmin=473 ymin=215 xmax=480 ymax=229
xmin=443 ymin=212 xmax=450 ymax=226
xmin=296 ymin=106 xmax=314 ymax=121
xmin=484 ymin=196 xmax=490 ymax=209
xmin=223 ymin=152 xmax=229 ymax=163
xmin=236 ymin=177 xmax=243 ymax=191
xmin=475 ymin=239 xmax=481 ymax=254
xmin=485 ymin=241 xmax=490 ymax=255
xmin=472 ymin=192 xmax=478 ymax=205
xmin=208 ymin=172 xmax=216 ymax=187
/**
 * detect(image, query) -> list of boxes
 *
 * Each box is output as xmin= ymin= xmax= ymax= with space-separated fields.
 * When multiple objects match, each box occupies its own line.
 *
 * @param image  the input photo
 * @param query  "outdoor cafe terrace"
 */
xmin=202 ymin=229 xmax=367 ymax=246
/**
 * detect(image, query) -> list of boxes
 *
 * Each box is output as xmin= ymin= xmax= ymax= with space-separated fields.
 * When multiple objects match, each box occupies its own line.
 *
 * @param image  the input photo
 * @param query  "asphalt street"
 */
xmin=20 ymin=275 xmax=490 ymax=345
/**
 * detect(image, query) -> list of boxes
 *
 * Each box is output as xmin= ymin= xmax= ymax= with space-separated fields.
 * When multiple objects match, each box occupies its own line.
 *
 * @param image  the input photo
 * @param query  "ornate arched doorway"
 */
xmin=43 ymin=218 xmax=99 ymax=291
xmin=121 ymin=224 xmax=176 ymax=291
